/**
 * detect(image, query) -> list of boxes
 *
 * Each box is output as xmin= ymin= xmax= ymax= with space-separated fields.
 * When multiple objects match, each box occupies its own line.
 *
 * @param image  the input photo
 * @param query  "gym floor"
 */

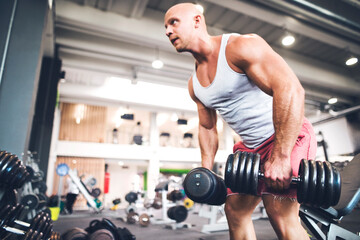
xmin=53 ymin=206 xmax=360 ymax=240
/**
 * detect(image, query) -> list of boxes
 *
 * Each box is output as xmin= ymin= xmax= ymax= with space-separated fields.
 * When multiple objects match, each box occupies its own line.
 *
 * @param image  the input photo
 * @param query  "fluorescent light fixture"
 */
xmin=195 ymin=4 xmax=204 ymax=13
xmin=282 ymin=35 xmax=295 ymax=46
xmin=152 ymin=59 xmax=164 ymax=69
xmin=328 ymin=97 xmax=338 ymax=104
xmin=345 ymin=57 xmax=358 ymax=66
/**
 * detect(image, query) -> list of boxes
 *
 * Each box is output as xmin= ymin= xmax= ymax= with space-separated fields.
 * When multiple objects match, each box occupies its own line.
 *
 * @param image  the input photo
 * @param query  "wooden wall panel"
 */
xmin=52 ymin=156 xmax=105 ymax=210
xmin=59 ymin=103 xmax=107 ymax=143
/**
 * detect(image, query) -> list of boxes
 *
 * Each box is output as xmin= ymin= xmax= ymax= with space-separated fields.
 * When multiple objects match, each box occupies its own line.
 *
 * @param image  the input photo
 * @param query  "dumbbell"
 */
xmin=126 ymin=211 xmax=151 ymax=227
xmin=225 ymin=151 xmax=341 ymax=208
xmin=125 ymin=191 xmax=138 ymax=204
xmin=167 ymin=190 xmax=184 ymax=202
xmin=0 ymin=204 xmax=56 ymax=239
xmin=167 ymin=206 xmax=188 ymax=223
xmin=0 ymin=150 xmax=30 ymax=189
xmin=183 ymin=167 xmax=227 ymax=205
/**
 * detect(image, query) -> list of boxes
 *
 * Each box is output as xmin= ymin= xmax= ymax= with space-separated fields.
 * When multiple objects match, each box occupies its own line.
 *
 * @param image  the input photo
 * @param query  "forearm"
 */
xmin=271 ymin=85 xmax=305 ymax=160
xmin=199 ymin=125 xmax=218 ymax=170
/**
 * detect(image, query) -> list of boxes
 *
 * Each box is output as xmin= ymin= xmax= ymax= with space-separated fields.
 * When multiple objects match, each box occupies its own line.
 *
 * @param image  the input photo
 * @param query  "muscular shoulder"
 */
xmin=227 ymin=33 xmax=266 ymax=50
xmin=226 ymin=34 xmax=270 ymax=67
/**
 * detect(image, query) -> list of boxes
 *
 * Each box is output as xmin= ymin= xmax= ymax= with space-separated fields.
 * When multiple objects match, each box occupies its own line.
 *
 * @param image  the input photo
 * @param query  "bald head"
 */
xmin=164 ymin=3 xmax=208 ymax=52
xmin=166 ymin=3 xmax=204 ymax=18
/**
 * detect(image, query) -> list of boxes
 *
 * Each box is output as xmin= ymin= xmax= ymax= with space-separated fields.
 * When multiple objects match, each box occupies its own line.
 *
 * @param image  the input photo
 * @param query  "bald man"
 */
xmin=164 ymin=3 xmax=317 ymax=240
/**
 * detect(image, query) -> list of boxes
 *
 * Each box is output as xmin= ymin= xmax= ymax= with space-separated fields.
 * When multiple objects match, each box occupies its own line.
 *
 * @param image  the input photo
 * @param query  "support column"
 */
xmin=147 ymin=112 xmax=160 ymax=199
xmin=0 ymin=0 xmax=49 ymax=157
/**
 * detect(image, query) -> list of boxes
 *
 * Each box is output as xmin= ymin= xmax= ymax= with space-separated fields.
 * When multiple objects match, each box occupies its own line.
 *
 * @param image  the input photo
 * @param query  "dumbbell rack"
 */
xmin=198 ymin=204 xmax=228 ymax=233
xmin=151 ymin=189 xmax=176 ymax=225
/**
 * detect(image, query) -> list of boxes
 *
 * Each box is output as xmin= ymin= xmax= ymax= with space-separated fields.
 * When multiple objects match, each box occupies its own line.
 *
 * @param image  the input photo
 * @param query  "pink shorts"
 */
xmin=228 ymin=118 xmax=317 ymax=198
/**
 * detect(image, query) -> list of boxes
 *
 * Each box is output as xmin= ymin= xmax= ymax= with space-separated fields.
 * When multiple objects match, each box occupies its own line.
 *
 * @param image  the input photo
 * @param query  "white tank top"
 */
xmin=192 ymin=33 xmax=274 ymax=148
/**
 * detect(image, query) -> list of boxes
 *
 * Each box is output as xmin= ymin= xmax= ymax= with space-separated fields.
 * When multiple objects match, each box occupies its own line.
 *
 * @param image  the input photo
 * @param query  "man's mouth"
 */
xmin=171 ymin=37 xmax=179 ymax=45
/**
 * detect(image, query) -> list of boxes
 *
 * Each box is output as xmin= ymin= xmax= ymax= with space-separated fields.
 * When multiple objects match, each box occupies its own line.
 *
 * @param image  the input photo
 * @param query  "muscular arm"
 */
xmin=227 ymin=34 xmax=305 ymax=190
xmin=188 ymin=77 xmax=218 ymax=170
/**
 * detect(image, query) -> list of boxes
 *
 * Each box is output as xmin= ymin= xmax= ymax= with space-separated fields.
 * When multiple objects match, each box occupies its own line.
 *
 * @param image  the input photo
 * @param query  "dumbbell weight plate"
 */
xmin=1 ymin=156 xmax=20 ymax=184
xmin=173 ymin=206 xmax=188 ymax=223
xmin=91 ymin=188 xmax=101 ymax=198
xmin=21 ymin=194 xmax=39 ymax=210
xmin=297 ymin=159 xmax=309 ymax=204
xmin=89 ymin=229 xmax=114 ymax=240
xmin=125 ymin=192 xmax=138 ymax=204
xmin=139 ymin=213 xmax=150 ymax=227
xmin=8 ymin=204 xmax=25 ymax=228
xmin=61 ymin=227 xmax=88 ymax=240
xmin=323 ymin=161 xmax=334 ymax=208
xmin=243 ymin=152 xmax=253 ymax=193
xmin=250 ymin=153 xmax=261 ymax=195
xmin=224 ymin=154 xmax=234 ymax=189
xmin=331 ymin=167 xmax=341 ymax=206
xmin=230 ymin=151 xmax=241 ymax=193
xmin=127 ymin=212 xmax=138 ymax=224
xmin=0 ymin=188 xmax=17 ymax=209
xmin=184 ymin=197 xmax=194 ymax=209
xmin=306 ymin=160 xmax=317 ymax=205
xmin=183 ymin=167 xmax=221 ymax=204
xmin=10 ymin=165 xmax=27 ymax=189
xmin=26 ymin=166 xmax=35 ymax=180
xmin=237 ymin=152 xmax=248 ymax=193
xmin=315 ymin=161 xmax=326 ymax=206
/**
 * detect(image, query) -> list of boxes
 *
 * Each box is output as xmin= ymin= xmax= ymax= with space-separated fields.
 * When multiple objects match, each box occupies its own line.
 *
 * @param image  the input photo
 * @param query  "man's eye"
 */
xmin=171 ymin=20 xmax=178 ymax=25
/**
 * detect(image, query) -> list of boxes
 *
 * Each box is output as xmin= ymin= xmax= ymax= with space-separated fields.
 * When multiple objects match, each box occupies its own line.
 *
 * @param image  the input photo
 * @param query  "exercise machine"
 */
xmin=299 ymin=154 xmax=360 ymax=240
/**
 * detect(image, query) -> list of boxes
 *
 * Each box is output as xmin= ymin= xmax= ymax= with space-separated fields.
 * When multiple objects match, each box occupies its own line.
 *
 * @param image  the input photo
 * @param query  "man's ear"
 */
xmin=194 ymin=15 xmax=201 ymax=28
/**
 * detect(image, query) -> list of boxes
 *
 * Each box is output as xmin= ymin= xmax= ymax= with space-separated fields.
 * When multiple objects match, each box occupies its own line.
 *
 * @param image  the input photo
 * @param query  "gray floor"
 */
xmin=53 ymin=207 xmax=277 ymax=240
xmin=52 ymin=206 xmax=360 ymax=240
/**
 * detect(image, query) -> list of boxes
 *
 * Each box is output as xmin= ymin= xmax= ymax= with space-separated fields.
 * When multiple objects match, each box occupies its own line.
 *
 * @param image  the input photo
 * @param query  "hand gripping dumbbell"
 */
xmin=225 ymin=151 xmax=341 ymax=208
xmin=183 ymin=167 xmax=227 ymax=206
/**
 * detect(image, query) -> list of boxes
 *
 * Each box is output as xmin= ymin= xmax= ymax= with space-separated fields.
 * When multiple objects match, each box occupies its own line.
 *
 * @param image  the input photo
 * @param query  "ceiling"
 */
xmin=52 ymin=0 xmax=360 ymax=122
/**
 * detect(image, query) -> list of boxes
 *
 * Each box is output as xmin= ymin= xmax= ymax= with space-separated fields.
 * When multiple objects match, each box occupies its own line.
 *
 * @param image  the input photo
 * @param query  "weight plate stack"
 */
xmin=298 ymin=160 xmax=341 ymax=208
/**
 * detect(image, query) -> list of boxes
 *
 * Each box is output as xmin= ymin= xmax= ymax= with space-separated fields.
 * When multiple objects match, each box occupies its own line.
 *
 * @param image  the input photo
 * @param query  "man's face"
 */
xmin=164 ymin=7 xmax=194 ymax=52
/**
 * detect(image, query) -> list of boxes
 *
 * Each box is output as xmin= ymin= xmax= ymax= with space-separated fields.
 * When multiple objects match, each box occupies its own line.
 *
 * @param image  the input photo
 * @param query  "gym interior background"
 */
xmin=0 ymin=0 xmax=359 ymax=239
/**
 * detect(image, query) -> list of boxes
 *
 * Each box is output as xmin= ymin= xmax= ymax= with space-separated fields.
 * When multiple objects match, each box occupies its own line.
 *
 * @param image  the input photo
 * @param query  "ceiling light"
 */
xmin=152 ymin=59 xmax=163 ymax=69
xmin=118 ymin=161 xmax=124 ymax=166
xmin=282 ymin=35 xmax=295 ymax=46
xmin=328 ymin=97 xmax=338 ymax=104
xmin=345 ymin=57 xmax=358 ymax=66
xmin=195 ymin=4 xmax=204 ymax=13
xmin=152 ymin=47 xmax=163 ymax=69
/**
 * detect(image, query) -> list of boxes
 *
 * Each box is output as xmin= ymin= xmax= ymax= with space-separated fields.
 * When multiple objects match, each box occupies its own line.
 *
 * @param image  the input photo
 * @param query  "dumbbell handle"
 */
xmin=2 ymin=225 xmax=26 ymax=235
xmin=258 ymin=172 xmax=301 ymax=183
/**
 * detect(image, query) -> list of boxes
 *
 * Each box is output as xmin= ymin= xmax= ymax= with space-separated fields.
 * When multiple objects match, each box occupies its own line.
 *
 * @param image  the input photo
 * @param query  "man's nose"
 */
xmin=165 ymin=27 xmax=172 ymax=38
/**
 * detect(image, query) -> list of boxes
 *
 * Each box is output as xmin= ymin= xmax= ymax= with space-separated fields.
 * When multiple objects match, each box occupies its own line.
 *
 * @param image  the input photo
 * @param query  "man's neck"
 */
xmin=192 ymin=35 xmax=216 ymax=64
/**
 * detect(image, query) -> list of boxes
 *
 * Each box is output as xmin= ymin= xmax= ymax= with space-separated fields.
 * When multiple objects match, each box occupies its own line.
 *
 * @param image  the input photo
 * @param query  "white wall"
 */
xmin=313 ymin=117 xmax=355 ymax=161
xmin=104 ymin=162 xmax=141 ymax=208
